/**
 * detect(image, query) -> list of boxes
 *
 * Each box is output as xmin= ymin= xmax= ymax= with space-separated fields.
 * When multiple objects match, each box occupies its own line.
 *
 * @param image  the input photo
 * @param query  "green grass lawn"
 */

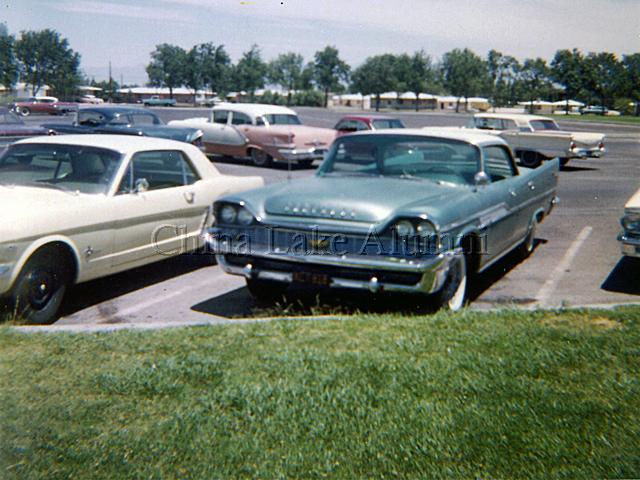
xmin=551 ymin=113 xmax=640 ymax=125
xmin=1 ymin=308 xmax=639 ymax=479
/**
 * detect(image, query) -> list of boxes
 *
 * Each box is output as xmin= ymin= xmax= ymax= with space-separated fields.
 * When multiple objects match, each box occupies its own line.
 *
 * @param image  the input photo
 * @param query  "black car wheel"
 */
xmin=431 ymin=255 xmax=468 ymax=311
xmin=11 ymin=249 xmax=72 ymax=324
xmin=520 ymin=151 xmax=542 ymax=168
xmin=251 ymin=149 xmax=273 ymax=167
xmin=18 ymin=107 xmax=30 ymax=117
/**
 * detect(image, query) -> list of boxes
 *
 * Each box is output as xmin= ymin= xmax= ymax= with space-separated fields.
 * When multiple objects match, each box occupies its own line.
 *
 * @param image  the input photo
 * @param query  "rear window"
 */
xmin=529 ymin=120 xmax=559 ymax=131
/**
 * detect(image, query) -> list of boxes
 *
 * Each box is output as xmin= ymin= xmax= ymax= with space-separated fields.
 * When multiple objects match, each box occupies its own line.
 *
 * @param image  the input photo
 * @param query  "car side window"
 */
xmin=335 ymin=120 xmax=358 ymax=132
xmin=256 ymin=116 xmax=266 ymax=126
xmin=231 ymin=112 xmax=251 ymax=125
xmin=213 ymin=110 xmax=229 ymax=124
xmin=118 ymin=150 xmax=200 ymax=193
xmin=130 ymin=113 xmax=159 ymax=125
xmin=78 ymin=111 xmax=106 ymax=126
xmin=356 ymin=120 xmax=369 ymax=131
xmin=503 ymin=119 xmax=517 ymax=130
xmin=483 ymin=146 xmax=516 ymax=182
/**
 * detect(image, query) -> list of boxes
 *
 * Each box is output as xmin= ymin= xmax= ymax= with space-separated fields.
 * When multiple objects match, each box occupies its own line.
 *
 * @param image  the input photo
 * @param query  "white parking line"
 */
xmin=536 ymin=226 xmax=593 ymax=307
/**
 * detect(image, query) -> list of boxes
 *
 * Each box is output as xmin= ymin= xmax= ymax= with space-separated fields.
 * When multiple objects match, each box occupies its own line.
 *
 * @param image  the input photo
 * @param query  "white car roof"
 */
xmin=212 ymin=102 xmax=297 ymax=119
xmin=474 ymin=112 xmax=552 ymax=123
xmin=352 ymin=128 xmax=508 ymax=147
xmin=13 ymin=134 xmax=192 ymax=154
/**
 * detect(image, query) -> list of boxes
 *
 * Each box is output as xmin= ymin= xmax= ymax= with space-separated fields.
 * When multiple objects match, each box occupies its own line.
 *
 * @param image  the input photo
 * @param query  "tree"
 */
xmin=199 ymin=43 xmax=231 ymax=97
xmin=441 ymin=48 xmax=487 ymax=112
xmin=520 ymin=57 xmax=552 ymax=112
xmin=623 ymin=53 xmax=640 ymax=115
xmin=550 ymin=49 xmax=584 ymax=113
xmin=268 ymin=52 xmax=304 ymax=105
xmin=0 ymin=29 xmax=18 ymax=91
xmin=15 ymin=29 xmax=81 ymax=97
xmin=582 ymin=52 xmax=625 ymax=113
xmin=351 ymin=54 xmax=399 ymax=111
xmin=395 ymin=50 xmax=435 ymax=111
xmin=233 ymin=44 xmax=267 ymax=99
xmin=313 ymin=46 xmax=350 ymax=108
xmin=146 ymin=43 xmax=187 ymax=99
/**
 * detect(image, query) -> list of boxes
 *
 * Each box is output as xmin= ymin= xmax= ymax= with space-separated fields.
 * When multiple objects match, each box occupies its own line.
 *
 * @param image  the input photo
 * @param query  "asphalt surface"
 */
xmin=16 ymin=107 xmax=640 ymax=327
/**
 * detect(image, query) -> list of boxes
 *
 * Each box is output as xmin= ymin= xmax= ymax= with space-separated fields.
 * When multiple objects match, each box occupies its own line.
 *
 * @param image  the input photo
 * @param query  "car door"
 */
xmin=480 ymin=145 xmax=525 ymax=256
xmin=110 ymin=149 xmax=209 ymax=268
xmin=482 ymin=145 xmax=536 ymax=250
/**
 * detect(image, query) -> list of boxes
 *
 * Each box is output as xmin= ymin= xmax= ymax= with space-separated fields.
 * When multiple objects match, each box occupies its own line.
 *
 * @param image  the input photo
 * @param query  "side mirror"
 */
xmin=474 ymin=171 xmax=490 ymax=187
xmin=134 ymin=178 xmax=149 ymax=193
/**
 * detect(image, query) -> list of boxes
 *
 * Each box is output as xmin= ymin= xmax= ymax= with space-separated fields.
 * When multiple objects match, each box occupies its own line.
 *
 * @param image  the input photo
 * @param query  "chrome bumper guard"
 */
xmin=618 ymin=233 xmax=640 ymax=258
xmin=209 ymin=235 xmax=460 ymax=294
xmin=277 ymin=147 xmax=327 ymax=162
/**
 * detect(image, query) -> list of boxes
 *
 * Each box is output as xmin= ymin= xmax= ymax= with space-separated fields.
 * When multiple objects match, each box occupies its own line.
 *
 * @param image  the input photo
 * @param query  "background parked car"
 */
xmin=169 ymin=103 xmax=336 ymax=167
xmin=0 ymin=106 xmax=54 ymax=146
xmin=334 ymin=115 xmax=405 ymax=136
xmin=467 ymin=113 xmax=605 ymax=167
xmin=11 ymin=96 xmax=78 ymax=117
xmin=42 ymin=106 xmax=204 ymax=146
xmin=0 ymin=134 xmax=263 ymax=324
xmin=78 ymin=94 xmax=104 ymax=104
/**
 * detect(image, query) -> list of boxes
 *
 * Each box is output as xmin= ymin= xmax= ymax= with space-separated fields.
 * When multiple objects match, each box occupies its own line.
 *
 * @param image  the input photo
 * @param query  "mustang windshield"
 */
xmin=319 ymin=135 xmax=480 ymax=186
xmin=0 ymin=144 xmax=122 ymax=194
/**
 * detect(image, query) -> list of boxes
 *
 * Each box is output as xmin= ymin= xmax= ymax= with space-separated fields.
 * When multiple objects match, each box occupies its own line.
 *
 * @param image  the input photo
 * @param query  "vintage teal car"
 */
xmin=207 ymin=129 xmax=559 ymax=310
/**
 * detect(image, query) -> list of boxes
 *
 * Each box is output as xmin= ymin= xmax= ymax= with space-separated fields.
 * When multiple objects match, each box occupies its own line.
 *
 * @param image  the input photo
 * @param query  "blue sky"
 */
xmin=4 ymin=0 xmax=639 ymax=85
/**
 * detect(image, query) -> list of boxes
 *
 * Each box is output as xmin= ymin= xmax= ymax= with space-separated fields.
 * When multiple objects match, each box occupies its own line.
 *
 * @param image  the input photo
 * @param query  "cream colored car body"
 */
xmin=470 ymin=113 xmax=605 ymax=161
xmin=0 ymin=135 xmax=263 ymax=297
xmin=618 ymin=188 xmax=640 ymax=258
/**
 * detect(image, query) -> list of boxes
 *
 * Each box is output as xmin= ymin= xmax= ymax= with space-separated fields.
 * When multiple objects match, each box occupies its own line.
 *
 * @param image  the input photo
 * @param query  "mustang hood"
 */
xmin=258 ymin=176 xmax=468 ymax=224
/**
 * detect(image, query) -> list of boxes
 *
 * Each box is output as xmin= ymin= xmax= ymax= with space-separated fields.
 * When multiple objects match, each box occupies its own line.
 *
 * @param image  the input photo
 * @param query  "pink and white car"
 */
xmin=169 ymin=103 xmax=336 ymax=168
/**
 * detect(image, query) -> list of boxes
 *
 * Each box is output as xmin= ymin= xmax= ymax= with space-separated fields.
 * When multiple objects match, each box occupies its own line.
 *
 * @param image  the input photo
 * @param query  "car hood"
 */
xmin=236 ymin=175 xmax=472 ymax=225
xmin=0 ymin=186 xmax=106 ymax=241
xmin=107 ymin=125 xmax=202 ymax=142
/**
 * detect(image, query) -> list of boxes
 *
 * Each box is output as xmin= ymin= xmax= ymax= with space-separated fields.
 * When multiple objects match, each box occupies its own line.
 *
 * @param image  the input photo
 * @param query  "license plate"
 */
xmin=291 ymin=271 xmax=330 ymax=286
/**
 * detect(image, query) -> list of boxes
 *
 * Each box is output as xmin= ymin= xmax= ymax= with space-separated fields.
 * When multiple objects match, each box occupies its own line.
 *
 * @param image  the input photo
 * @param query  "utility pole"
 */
xmin=108 ymin=60 xmax=113 ymax=103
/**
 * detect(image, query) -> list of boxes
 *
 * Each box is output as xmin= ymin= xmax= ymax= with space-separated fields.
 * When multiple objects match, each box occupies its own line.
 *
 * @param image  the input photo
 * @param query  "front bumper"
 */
xmin=275 ymin=147 xmax=327 ymax=163
xmin=208 ymin=231 xmax=459 ymax=294
xmin=570 ymin=146 xmax=605 ymax=159
xmin=618 ymin=233 xmax=640 ymax=258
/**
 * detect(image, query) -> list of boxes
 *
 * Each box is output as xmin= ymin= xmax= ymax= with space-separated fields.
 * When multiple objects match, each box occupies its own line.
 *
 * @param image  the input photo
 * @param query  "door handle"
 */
xmin=509 ymin=189 xmax=517 ymax=197
xmin=184 ymin=191 xmax=195 ymax=203
xmin=527 ymin=181 xmax=535 ymax=191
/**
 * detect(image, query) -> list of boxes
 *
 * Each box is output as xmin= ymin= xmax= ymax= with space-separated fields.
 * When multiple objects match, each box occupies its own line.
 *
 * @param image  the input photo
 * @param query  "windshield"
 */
xmin=529 ymin=120 xmax=560 ymax=131
xmin=319 ymin=135 xmax=480 ymax=186
xmin=0 ymin=144 xmax=123 ymax=194
xmin=264 ymin=114 xmax=302 ymax=125
xmin=372 ymin=119 xmax=405 ymax=129
xmin=0 ymin=110 xmax=24 ymax=125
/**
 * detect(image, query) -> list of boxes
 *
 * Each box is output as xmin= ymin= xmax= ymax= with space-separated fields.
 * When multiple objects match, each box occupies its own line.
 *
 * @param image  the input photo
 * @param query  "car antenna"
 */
xmin=287 ymin=131 xmax=292 ymax=181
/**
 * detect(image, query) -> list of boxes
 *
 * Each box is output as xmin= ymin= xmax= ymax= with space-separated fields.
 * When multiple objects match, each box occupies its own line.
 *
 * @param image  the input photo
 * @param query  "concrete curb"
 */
xmin=9 ymin=303 xmax=640 ymax=335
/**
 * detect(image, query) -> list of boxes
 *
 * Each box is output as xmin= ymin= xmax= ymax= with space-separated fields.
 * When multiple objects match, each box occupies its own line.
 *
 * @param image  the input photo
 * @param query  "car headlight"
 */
xmin=220 ymin=205 xmax=237 ymax=224
xmin=237 ymin=207 xmax=255 ymax=226
xmin=393 ymin=220 xmax=415 ymax=237
xmin=622 ymin=213 xmax=640 ymax=233
xmin=416 ymin=220 xmax=436 ymax=237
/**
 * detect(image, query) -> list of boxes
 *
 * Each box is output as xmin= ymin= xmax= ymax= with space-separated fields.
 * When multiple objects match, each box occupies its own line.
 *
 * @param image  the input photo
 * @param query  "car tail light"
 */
xmin=599 ymin=141 xmax=605 ymax=151
xmin=570 ymin=141 xmax=577 ymax=151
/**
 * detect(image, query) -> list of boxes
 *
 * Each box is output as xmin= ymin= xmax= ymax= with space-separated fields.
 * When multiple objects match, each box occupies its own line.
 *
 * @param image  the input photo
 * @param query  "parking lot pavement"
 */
xmin=16 ymin=108 xmax=640 ymax=325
